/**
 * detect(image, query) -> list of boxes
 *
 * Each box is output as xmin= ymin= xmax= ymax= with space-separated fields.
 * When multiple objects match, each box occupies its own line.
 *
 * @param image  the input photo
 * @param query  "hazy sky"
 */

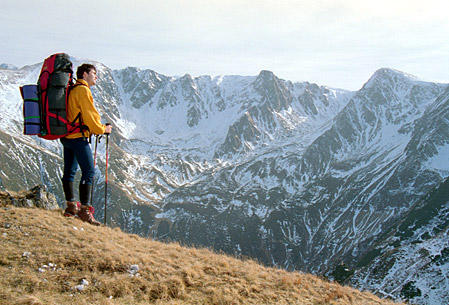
xmin=1 ymin=0 xmax=448 ymax=90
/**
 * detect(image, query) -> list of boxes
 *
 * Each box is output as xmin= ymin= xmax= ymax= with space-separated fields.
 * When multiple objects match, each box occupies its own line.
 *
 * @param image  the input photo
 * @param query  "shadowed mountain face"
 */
xmin=1 ymin=62 xmax=448 ymax=304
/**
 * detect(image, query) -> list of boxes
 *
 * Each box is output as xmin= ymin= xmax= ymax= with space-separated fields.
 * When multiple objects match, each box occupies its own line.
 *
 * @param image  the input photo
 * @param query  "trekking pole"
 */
xmin=104 ymin=123 xmax=111 ymax=225
xmin=90 ymin=135 xmax=101 ymax=204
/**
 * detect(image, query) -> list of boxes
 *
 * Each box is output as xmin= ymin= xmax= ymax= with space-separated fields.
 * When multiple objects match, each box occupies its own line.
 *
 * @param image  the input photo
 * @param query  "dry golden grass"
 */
xmin=0 ymin=205 xmax=402 ymax=305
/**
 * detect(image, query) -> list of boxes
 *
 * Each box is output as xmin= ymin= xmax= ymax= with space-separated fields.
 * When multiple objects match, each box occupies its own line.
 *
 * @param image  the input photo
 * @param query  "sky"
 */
xmin=1 ymin=0 xmax=448 ymax=90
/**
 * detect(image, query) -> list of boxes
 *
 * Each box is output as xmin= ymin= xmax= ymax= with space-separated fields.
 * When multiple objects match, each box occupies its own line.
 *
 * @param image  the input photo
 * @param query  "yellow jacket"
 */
xmin=65 ymin=79 xmax=106 ymax=139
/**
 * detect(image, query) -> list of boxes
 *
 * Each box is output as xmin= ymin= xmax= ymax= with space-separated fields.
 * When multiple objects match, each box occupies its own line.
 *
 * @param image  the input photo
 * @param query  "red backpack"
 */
xmin=20 ymin=53 xmax=86 ymax=140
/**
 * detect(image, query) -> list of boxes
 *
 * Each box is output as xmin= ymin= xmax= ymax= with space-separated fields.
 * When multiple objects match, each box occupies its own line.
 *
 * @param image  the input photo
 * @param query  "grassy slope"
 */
xmin=0 ymin=205 xmax=401 ymax=305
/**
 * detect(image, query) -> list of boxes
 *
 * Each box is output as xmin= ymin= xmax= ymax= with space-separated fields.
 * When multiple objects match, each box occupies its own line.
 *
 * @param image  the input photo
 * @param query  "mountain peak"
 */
xmin=257 ymin=70 xmax=276 ymax=80
xmin=122 ymin=66 xmax=140 ymax=73
xmin=374 ymin=68 xmax=417 ymax=79
xmin=180 ymin=73 xmax=193 ymax=80
xmin=0 ymin=63 xmax=18 ymax=70
xmin=254 ymin=70 xmax=279 ymax=89
xmin=363 ymin=68 xmax=418 ymax=89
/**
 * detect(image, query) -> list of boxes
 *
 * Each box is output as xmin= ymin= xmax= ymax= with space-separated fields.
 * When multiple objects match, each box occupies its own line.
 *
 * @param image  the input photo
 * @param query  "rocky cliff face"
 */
xmin=0 ymin=185 xmax=59 ymax=210
xmin=351 ymin=177 xmax=449 ymax=304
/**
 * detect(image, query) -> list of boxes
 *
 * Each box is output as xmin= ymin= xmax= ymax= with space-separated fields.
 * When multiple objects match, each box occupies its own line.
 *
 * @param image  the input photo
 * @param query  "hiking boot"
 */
xmin=64 ymin=201 xmax=80 ymax=217
xmin=78 ymin=205 xmax=101 ymax=226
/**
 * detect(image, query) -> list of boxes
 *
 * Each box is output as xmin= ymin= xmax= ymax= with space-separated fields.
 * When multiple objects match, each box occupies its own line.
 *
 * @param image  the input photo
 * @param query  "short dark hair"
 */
xmin=76 ymin=64 xmax=96 ymax=79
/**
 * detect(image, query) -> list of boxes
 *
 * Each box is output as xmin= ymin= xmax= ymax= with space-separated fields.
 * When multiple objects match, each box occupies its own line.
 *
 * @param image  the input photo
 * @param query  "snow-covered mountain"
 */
xmin=1 ymin=59 xmax=448 ymax=304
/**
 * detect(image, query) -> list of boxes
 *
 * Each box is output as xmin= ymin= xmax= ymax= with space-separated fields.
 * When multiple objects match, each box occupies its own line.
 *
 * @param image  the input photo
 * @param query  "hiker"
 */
xmin=61 ymin=64 xmax=112 ymax=225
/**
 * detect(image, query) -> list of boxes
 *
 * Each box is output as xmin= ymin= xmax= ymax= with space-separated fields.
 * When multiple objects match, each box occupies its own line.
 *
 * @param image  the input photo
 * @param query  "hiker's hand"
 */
xmin=104 ymin=124 xmax=112 ymax=134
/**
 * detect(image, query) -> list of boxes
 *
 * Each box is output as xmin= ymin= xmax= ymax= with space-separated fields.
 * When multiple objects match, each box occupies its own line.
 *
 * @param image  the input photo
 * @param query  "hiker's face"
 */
xmin=83 ymin=69 xmax=97 ymax=87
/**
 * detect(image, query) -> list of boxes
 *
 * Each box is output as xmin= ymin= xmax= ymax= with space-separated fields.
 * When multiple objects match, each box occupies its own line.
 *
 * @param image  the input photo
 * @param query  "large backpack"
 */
xmin=20 ymin=53 xmax=86 ymax=140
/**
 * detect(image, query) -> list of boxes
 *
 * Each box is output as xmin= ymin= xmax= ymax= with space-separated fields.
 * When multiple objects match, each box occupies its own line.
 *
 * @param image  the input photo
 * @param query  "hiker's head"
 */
xmin=77 ymin=64 xmax=97 ymax=87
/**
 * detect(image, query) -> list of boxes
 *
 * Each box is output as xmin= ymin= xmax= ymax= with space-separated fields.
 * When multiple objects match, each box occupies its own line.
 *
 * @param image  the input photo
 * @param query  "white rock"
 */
xmin=80 ymin=279 xmax=89 ymax=286
xmin=129 ymin=264 xmax=139 ymax=275
xmin=130 ymin=264 xmax=139 ymax=271
xmin=38 ymin=268 xmax=45 ymax=273
xmin=22 ymin=251 xmax=31 ymax=258
xmin=73 ymin=226 xmax=78 ymax=230
xmin=75 ymin=284 xmax=84 ymax=291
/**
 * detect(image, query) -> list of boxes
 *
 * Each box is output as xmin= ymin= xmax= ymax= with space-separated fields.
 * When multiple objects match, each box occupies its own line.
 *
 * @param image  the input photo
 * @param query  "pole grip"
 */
xmin=104 ymin=123 xmax=111 ymax=135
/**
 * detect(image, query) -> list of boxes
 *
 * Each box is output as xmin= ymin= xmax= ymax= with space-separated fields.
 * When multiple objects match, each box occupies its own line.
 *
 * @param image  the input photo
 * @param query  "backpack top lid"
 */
xmin=39 ymin=53 xmax=73 ymax=84
xmin=53 ymin=53 xmax=73 ymax=73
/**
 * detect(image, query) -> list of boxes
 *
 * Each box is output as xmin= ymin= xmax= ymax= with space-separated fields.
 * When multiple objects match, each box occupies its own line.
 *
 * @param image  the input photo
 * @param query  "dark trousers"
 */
xmin=61 ymin=137 xmax=95 ymax=185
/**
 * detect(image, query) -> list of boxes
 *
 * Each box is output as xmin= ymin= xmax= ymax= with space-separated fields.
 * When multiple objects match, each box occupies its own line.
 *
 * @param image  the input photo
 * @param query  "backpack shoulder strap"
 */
xmin=67 ymin=82 xmax=90 ymax=138
xmin=73 ymin=82 xmax=88 ymax=88
xmin=69 ymin=82 xmax=88 ymax=92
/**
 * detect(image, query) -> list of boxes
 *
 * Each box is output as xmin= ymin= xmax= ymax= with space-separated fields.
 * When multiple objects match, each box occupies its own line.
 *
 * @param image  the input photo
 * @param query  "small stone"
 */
xmin=38 ymin=268 xmax=45 ymax=273
xmin=22 ymin=251 xmax=31 ymax=258
xmin=23 ymin=199 xmax=34 ymax=207
xmin=4 ymin=223 xmax=11 ymax=229
xmin=73 ymin=226 xmax=78 ymax=230
xmin=75 ymin=285 xmax=84 ymax=291
xmin=80 ymin=279 xmax=89 ymax=286
xmin=128 ymin=264 xmax=140 ymax=276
